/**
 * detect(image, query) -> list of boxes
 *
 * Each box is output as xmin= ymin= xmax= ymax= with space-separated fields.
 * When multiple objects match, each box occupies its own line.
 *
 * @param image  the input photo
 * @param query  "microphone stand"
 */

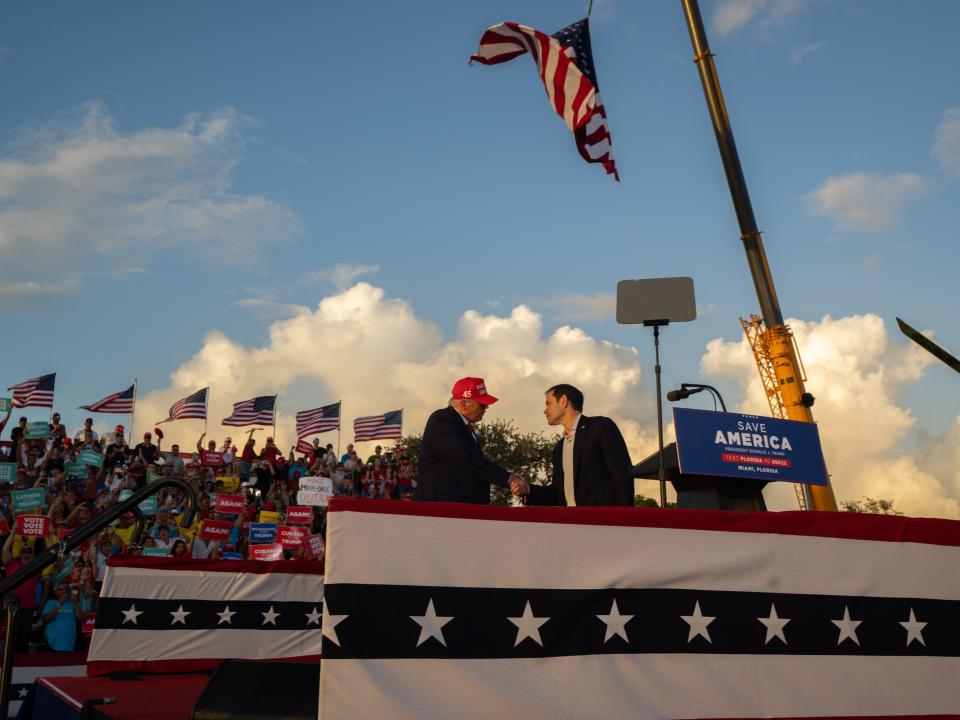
xmin=645 ymin=320 xmax=669 ymax=509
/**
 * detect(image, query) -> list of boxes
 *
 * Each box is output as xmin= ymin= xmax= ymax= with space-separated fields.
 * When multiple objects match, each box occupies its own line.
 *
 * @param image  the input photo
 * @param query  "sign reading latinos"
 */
xmin=0 ymin=463 xmax=17 ymax=484
xmin=141 ymin=547 xmax=170 ymax=557
xmin=673 ymin=407 xmax=828 ymax=486
xmin=24 ymin=421 xmax=49 ymax=440
xmin=16 ymin=515 xmax=51 ymax=537
xmin=138 ymin=496 xmax=158 ymax=515
xmin=78 ymin=449 xmax=104 ymax=468
xmin=297 ymin=477 xmax=333 ymax=507
xmin=0 ymin=398 xmax=12 ymax=413
xmin=65 ymin=462 xmax=88 ymax=478
xmin=13 ymin=488 xmax=46 ymax=512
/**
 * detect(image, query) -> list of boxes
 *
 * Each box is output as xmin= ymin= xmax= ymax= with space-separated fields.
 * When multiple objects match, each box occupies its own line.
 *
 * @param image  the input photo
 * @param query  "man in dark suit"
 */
xmin=414 ymin=377 xmax=526 ymax=504
xmin=517 ymin=384 xmax=633 ymax=506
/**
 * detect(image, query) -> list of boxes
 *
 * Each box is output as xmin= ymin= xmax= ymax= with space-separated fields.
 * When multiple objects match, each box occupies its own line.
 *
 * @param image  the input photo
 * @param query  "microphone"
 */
xmin=666 ymin=387 xmax=703 ymax=402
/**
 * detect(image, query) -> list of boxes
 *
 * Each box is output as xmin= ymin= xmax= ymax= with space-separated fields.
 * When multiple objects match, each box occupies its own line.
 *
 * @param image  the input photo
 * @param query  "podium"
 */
xmin=631 ymin=442 xmax=767 ymax=511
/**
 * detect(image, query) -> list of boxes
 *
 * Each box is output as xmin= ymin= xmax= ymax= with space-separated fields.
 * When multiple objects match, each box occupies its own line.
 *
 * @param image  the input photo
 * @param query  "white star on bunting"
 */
xmin=322 ymin=604 xmax=348 ymax=647
xmin=899 ymin=608 xmax=927 ymax=647
xmin=831 ymin=605 xmax=862 ymax=646
xmin=596 ymin=599 xmax=633 ymax=643
xmin=170 ymin=604 xmax=190 ymax=626
xmin=305 ymin=606 xmax=322 ymax=625
xmin=261 ymin=606 xmax=280 ymax=626
xmin=18 ymin=687 xmax=28 ymax=698
xmin=217 ymin=606 xmax=236 ymax=625
xmin=121 ymin=603 xmax=143 ymax=625
xmin=508 ymin=600 xmax=550 ymax=647
xmin=410 ymin=598 xmax=454 ymax=647
xmin=758 ymin=603 xmax=790 ymax=644
xmin=680 ymin=601 xmax=715 ymax=643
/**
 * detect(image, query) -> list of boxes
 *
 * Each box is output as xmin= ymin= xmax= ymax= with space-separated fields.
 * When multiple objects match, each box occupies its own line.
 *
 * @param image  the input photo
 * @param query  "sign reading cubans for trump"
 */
xmin=250 ymin=543 xmax=283 ymax=562
xmin=16 ymin=515 xmax=52 ymax=537
xmin=673 ymin=408 xmax=828 ymax=486
xmin=278 ymin=525 xmax=308 ymax=549
xmin=215 ymin=494 xmax=245 ymax=515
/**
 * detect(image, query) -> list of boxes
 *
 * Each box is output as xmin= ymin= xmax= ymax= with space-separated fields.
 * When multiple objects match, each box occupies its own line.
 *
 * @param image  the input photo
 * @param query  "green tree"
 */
xmin=840 ymin=496 xmax=903 ymax=515
xmin=400 ymin=419 xmax=556 ymax=506
xmin=634 ymin=494 xmax=674 ymax=508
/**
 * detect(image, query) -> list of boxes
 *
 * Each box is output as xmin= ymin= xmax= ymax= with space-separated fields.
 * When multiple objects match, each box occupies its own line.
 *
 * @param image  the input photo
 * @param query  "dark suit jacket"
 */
xmin=414 ymin=406 xmax=510 ymax=504
xmin=528 ymin=415 xmax=633 ymax=506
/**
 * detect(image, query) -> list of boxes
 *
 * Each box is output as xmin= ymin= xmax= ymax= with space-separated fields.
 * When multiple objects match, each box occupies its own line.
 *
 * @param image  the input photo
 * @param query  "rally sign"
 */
xmin=258 ymin=510 xmax=280 ymax=524
xmin=215 ymin=494 xmax=245 ymax=515
xmin=200 ymin=519 xmax=234 ymax=541
xmin=12 ymin=488 xmax=46 ymax=512
xmin=146 ymin=470 xmax=162 ymax=483
xmin=285 ymin=506 xmax=313 ymax=525
xmin=216 ymin=476 xmax=240 ymax=492
xmin=297 ymin=476 xmax=333 ymax=507
xmin=278 ymin=524 xmax=307 ymax=549
xmin=118 ymin=489 xmax=133 ymax=502
xmin=673 ymin=407 xmax=828 ymax=486
xmin=250 ymin=543 xmax=283 ymax=562
xmin=202 ymin=451 xmax=224 ymax=467
xmin=0 ymin=463 xmax=19 ymax=484
xmin=16 ymin=515 xmax=51 ymax=537
xmin=249 ymin=522 xmax=278 ymax=544
xmin=78 ymin=449 xmax=105 ymax=468
xmin=141 ymin=547 xmax=170 ymax=556
xmin=303 ymin=532 xmax=325 ymax=559
xmin=82 ymin=614 xmax=97 ymax=635
xmin=64 ymin=462 xmax=88 ymax=478
xmin=24 ymin=421 xmax=49 ymax=440
xmin=138 ymin=495 xmax=158 ymax=515
xmin=0 ymin=398 xmax=12 ymax=413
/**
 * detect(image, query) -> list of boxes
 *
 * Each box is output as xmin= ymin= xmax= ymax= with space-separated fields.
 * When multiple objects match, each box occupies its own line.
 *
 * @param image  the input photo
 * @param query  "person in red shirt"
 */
xmin=260 ymin=437 xmax=281 ymax=468
xmin=2 ymin=534 xmax=40 ymax=651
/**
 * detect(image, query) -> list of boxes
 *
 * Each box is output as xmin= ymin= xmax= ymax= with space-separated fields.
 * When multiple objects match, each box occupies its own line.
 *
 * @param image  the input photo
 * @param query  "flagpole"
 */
xmin=204 ymin=388 xmax=209 ymax=437
xmin=586 ymin=0 xmax=593 ymax=16
xmin=129 ymin=378 xmax=138 ymax=440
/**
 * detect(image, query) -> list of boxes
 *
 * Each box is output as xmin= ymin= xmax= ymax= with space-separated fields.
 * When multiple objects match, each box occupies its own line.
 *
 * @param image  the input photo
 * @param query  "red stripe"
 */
xmin=570 ymin=75 xmax=593 ymax=130
xmin=327 ymin=497 xmax=960 ymax=548
xmin=13 ymin=651 xmax=87 ymax=668
xmin=86 ymin=654 xmax=321 ymax=677
xmin=106 ymin=557 xmax=325 ymax=574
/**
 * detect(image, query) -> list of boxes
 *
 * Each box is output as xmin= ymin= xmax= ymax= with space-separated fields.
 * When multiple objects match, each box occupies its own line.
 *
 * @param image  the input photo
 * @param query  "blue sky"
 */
xmin=2 ymin=1 xmax=959 ymax=514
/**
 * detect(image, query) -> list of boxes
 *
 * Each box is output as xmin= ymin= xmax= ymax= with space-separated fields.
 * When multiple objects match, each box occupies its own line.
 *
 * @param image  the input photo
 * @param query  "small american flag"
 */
xmin=158 ymin=387 xmax=208 ymax=423
xmin=7 ymin=373 xmax=56 ymax=409
xmin=79 ymin=383 xmax=135 ymax=414
xmin=470 ymin=18 xmax=618 ymax=180
xmin=353 ymin=410 xmax=403 ymax=442
xmin=222 ymin=395 xmax=277 ymax=427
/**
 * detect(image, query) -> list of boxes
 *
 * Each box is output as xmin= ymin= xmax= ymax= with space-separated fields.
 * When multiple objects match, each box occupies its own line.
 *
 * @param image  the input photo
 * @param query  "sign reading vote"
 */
xmin=24 ymin=421 xmax=49 ymax=440
xmin=297 ymin=477 xmax=333 ymax=507
xmin=16 ymin=515 xmax=52 ymax=537
xmin=13 ymin=488 xmax=46 ymax=512
xmin=78 ymin=449 xmax=105 ymax=468
xmin=303 ymin=532 xmax=325 ymax=559
xmin=249 ymin=522 xmax=278 ymax=544
xmin=673 ymin=408 xmax=828 ymax=486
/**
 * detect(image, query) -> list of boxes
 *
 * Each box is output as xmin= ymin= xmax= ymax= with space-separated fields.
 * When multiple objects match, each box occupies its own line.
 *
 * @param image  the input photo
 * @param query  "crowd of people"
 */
xmin=0 ymin=408 xmax=417 ymax=653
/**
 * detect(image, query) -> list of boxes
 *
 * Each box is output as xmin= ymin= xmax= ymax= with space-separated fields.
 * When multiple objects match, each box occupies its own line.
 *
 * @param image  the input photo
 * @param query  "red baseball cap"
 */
xmin=451 ymin=377 xmax=498 ymax=405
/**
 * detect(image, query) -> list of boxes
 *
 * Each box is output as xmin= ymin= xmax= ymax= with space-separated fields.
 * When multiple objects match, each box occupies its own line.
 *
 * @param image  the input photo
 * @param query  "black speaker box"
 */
xmin=191 ymin=660 xmax=319 ymax=720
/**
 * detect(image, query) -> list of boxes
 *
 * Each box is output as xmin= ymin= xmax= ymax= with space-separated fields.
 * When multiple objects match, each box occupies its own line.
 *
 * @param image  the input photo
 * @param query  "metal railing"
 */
xmin=0 ymin=477 xmax=198 ymax=718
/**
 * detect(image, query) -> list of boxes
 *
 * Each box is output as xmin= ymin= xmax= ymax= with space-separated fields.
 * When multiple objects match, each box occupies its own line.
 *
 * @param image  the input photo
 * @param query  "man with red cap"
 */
xmin=414 ymin=377 xmax=526 ymax=504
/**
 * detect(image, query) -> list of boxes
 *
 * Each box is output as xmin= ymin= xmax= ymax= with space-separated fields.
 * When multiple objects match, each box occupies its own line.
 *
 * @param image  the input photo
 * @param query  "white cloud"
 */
xmin=0 ymin=277 xmax=79 ymax=306
xmin=137 ymin=282 xmax=656 ymax=475
xmin=789 ymin=40 xmax=824 ymax=64
xmin=932 ymin=106 xmax=960 ymax=176
xmin=701 ymin=313 xmax=960 ymax=518
xmin=302 ymin=263 xmax=380 ymax=290
xmin=540 ymin=292 xmax=616 ymax=322
xmin=806 ymin=172 xmax=925 ymax=232
xmin=713 ymin=0 xmax=808 ymax=38
xmin=231 ymin=298 xmax=311 ymax=317
xmin=0 ymin=103 xmax=301 ymax=304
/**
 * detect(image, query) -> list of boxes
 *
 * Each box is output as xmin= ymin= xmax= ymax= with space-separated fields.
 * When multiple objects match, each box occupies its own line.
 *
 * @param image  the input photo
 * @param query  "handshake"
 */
xmin=508 ymin=473 xmax=530 ymax=498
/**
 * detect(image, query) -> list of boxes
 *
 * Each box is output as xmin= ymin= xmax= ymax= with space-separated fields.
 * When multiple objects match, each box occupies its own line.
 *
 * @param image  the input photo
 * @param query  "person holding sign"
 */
xmin=414 ymin=377 xmax=527 ymax=505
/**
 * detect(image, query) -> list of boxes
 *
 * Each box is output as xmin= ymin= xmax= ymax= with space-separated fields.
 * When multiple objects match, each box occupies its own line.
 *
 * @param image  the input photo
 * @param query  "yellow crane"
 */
xmin=682 ymin=0 xmax=838 ymax=510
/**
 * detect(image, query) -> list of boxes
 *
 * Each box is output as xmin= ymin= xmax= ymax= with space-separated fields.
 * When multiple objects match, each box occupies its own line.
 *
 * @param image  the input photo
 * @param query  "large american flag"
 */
xmin=7 ymin=372 xmax=56 ymax=409
xmin=353 ymin=410 xmax=402 ymax=442
xmin=88 ymin=557 xmax=324 ymax=675
xmin=222 ymin=395 xmax=277 ymax=427
xmin=470 ymin=18 xmax=618 ymax=180
xmin=157 ymin=387 xmax=208 ymax=423
xmin=296 ymin=402 xmax=341 ymax=454
xmin=319 ymin=499 xmax=960 ymax=719
xmin=79 ymin=383 xmax=135 ymax=414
